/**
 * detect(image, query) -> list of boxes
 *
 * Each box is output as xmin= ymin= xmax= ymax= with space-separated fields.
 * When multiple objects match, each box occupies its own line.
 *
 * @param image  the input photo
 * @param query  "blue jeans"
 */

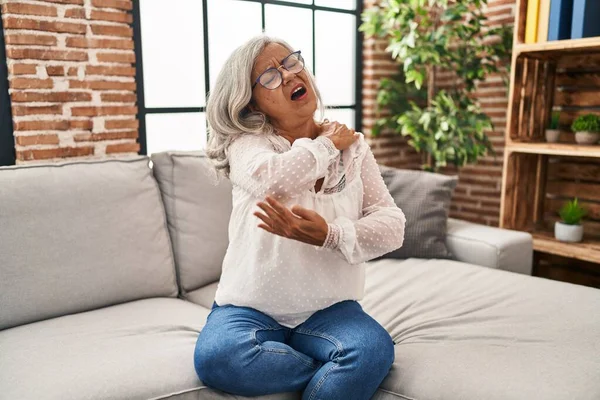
xmin=193 ymin=300 xmax=395 ymax=400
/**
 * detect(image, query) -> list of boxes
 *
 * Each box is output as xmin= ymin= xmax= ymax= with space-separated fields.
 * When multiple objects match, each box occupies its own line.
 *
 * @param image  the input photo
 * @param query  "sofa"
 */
xmin=1 ymin=152 xmax=599 ymax=400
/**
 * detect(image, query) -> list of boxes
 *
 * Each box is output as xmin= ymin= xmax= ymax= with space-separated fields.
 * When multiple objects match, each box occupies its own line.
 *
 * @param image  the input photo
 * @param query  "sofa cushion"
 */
xmin=187 ymin=281 xmax=219 ymax=309
xmin=0 ymin=298 xmax=301 ymax=400
xmin=360 ymin=258 xmax=600 ymax=400
xmin=378 ymin=166 xmax=457 ymax=260
xmin=151 ymin=151 xmax=232 ymax=293
xmin=0 ymin=157 xmax=178 ymax=330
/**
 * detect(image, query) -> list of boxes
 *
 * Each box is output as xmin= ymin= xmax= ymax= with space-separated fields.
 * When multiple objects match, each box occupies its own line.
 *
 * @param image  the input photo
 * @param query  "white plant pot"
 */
xmin=545 ymin=129 xmax=560 ymax=143
xmin=574 ymin=131 xmax=600 ymax=145
xmin=554 ymin=221 xmax=584 ymax=243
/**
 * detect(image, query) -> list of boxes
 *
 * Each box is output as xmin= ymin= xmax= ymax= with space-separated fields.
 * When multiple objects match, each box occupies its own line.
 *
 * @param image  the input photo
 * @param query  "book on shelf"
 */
xmin=571 ymin=0 xmax=600 ymax=39
xmin=548 ymin=0 xmax=574 ymax=41
xmin=525 ymin=0 xmax=541 ymax=43
xmin=537 ymin=0 xmax=552 ymax=43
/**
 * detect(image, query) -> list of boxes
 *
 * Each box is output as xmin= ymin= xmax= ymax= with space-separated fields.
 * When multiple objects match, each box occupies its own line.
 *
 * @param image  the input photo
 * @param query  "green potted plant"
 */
xmin=571 ymin=114 xmax=600 ymax=145
xmin=555 ymin=198 xmax=587 ymax=243
xmin=545 ymin=111 xmax=560 ymax=143
xmin=360 ymin=0 xmax=512 ymax=171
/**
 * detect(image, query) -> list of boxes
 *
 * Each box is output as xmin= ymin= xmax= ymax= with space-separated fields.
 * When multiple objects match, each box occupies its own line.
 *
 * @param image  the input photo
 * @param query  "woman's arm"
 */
xmin=228 ymin=133 xmax=338 ymax=200
xmin=320 ymin=142 xmax=406 ymax=265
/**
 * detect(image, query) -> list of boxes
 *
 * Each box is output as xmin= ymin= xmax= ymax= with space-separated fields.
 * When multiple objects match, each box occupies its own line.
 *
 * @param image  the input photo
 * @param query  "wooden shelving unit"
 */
xmin=500 ymin=0 xmax=600 ymax=288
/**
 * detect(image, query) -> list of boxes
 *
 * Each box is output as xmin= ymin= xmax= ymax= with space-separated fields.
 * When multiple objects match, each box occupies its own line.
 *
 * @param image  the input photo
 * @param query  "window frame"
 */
xmin=132 ymin=0 xmax=363 ymax=155
xmin=0 ymin=8 xmax=16 ymax=166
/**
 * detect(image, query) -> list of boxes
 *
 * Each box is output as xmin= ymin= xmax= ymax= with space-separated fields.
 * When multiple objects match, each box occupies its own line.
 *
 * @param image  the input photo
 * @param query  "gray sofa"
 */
xmin=1 ymin=153 xmax=598 ymax=400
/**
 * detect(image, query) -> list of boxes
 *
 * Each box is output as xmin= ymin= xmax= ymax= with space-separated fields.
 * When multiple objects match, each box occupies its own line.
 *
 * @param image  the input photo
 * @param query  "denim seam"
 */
xmin=252 ymin=328 xmax=318 ymax=369
xmin=293 ymin=329 xmax=346 ymax=360
xmin=308 ymin=363 xmax=338 ymax=400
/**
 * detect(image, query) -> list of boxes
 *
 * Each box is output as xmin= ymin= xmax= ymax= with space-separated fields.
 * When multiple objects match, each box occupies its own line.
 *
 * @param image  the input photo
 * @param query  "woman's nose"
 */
xmin=281 ymin=68 xmax=295 ymax=85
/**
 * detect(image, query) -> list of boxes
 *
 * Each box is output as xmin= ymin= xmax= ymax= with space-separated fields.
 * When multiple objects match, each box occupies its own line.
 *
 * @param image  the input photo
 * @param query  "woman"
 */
xmin=195 ymin=35 xmax=406 ymax=400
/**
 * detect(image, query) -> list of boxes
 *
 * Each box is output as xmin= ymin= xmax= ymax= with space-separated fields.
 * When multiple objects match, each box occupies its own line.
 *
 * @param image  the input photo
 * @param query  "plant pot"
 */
xmin=554 ymin=221 xmax=584 ymax=243
xmin=545 ymin=129 xmax=560 ymax=143
xmin=574 ymin=131 xmax=600 ymax=145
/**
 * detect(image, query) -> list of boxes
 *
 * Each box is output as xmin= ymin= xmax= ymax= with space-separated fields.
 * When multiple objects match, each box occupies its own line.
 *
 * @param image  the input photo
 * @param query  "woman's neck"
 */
xmin=273 ymin=118 xmax=321 ymax=145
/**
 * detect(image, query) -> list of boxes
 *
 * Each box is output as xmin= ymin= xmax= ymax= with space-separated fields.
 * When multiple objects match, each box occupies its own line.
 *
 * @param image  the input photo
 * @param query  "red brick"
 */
xmin=96 ymin=51 xmax=135 ymax=64
xmin=75 ymin=130 xmax=137 ymax=142
xmin=9 ymin=64 xmax=37 ymax=75
xmin=17 ymin=146 xmax=94 ymax=161
xmin=64 ymin=7 xmax=85 ymax=18
xmin=69 ymin=80 xmax=136 ymax=91
xmin=106 ymin=142 xmax=139 ymax=154
xmin=10 ymin=77 xmax=53 ymax=89
xmin=5 ymin=34 xmax=57 ymax=46
xmin=86 ymin=65 xmax=135 ymax=77
xmin=11 ymin=91 xmax=92 ymax=103
xmin=90 ymin=9 xmax=133 ymax=23
xmin=69 ymin=120 xmax=93 ymax=130
xmin=101 ymin=93 xmax=137 ymax=103
xmin=15 ymin=134 xmax=60 ymax=146
xmin=66 ymin=37 xmax=134 ymax=50
xmin=90 ymin=24 xmax=132 ymax=37
xmin=43 ymin=0 xmax=84 ymax=4
xmin=12 ymin=105 xmax=63 ymax=116
xmin=1 ymin=3 xmax=57 ymax=17
xmin=71 ymin=106 xmax=137 ymax=116
xmin=67 ymin=67 xmax=79 ymax=76
xmin=3 ymin=17 xmax=86 ymax=34
xmin=46 ymin=65 xmax=65 ymax=76
xmin=14 ymin=120 xmax=70 ymax=131
xmin=7 ymin=48 xmax=88 ymax=62
xmin=91 ymin=0 xmax=132 ymax=10
xmin=104 ymin=118 xmax=138 ymax=129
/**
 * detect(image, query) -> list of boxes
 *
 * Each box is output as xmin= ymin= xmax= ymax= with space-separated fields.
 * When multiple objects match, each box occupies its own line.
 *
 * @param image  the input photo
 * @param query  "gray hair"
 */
xmin=204 ymin=35 xmax=324 ymax=179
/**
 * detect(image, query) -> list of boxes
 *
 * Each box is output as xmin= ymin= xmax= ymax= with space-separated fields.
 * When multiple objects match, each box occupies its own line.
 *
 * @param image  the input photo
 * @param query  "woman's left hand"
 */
xmin=254 ymin=196 xmax=329 ymax=246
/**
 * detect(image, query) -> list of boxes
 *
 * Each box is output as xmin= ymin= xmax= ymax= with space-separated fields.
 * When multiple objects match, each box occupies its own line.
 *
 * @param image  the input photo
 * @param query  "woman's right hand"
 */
xmin=319 ymin=121 xmax=359 ymax=151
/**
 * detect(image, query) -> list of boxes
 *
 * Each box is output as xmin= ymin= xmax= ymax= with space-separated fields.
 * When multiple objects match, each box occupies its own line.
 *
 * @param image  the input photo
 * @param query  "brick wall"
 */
xmin=362 ymin=0 xmax=516 ymax=226
xmin=1 ymin=0 xmax=139 ymax=164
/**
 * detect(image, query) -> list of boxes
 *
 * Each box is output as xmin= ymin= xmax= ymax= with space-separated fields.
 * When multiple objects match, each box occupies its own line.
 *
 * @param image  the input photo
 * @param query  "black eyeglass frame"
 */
xmin=252 ymin=50 xmax=305 ymax=90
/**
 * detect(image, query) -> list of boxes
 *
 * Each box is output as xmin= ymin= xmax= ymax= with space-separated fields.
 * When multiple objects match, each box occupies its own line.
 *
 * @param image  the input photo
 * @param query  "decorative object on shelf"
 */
xmin=360 ymin=0 xmax=512 ymax=172
xmin=571 ymin=114 xmax=600 ymax=145
xmin=548 ymin=0 xmax=574 ymax=41
xmin=571 ymin=0 xmax=600 ymax=39
xmin=526 ymin=0 xmax=541 ymax=43
xmin=555 ymin=198 xmax=587 ymax=242
xmin=545 ymin=110 xmax=561 ymax=142
xmin=537 ymin=0 xmax=552 ymax=43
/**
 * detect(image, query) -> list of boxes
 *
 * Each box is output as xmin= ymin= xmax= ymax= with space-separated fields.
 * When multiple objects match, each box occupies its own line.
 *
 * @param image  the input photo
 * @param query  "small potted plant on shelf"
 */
xmin=545 ymin=111 xmax=561 ymax=143
xmin=555 ymin=198 xmax=587 ymax=243
xmin=571 ymin=114 xmax=600 ymax=145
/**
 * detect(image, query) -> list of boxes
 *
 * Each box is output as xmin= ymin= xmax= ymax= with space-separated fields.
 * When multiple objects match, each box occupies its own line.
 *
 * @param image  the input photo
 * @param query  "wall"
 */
xmin=1 ymin=0 xmax=138 ymax=164
xmin=362 ymin=0 xmax=516 ymax=226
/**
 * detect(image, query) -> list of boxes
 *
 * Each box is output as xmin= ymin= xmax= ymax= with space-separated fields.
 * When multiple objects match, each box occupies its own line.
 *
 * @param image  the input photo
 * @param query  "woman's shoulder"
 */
xmin=346 ymin=131 xmax=370 ymax=160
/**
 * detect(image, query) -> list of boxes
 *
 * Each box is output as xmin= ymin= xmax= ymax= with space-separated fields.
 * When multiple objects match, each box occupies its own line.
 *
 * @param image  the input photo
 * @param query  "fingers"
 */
xmin=291 ymin=204 xmax=315 ymax=221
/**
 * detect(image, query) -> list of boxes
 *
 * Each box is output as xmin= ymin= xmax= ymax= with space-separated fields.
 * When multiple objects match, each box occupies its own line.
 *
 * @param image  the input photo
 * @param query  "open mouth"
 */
xmin=291 ymin=85 xmax=307 ymax=101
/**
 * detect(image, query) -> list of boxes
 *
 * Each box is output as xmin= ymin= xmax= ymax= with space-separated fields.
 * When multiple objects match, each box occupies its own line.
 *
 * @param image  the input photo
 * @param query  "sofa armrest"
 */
xmin=446 ymin=218 xmax=533 ymax=275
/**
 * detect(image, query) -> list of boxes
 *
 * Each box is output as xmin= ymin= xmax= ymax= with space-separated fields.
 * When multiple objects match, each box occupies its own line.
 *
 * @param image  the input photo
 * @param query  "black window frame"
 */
xmin=0 ymin=8 xmax=16 ymax=166
xmin=132 ymin=0 xmax=363 ymax=155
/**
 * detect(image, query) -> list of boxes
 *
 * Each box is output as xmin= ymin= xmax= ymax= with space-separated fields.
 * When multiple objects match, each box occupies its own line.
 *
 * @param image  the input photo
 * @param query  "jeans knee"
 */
xmin=358 ymin=328 xmax=395 ymax=373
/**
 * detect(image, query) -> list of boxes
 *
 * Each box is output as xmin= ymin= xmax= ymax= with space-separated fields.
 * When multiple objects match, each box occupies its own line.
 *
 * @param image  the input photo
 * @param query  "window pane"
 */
xmin=208 ymin=0 xmax=262 ymax=89
xmin=146 ymin=113 xmax=206 ymax=155
xmin=323 ymin=108 xmax=355 ymax=129
xmin=265 ymin=4 xmax=313 ymax=72
xmin=140 ymin=0 xmax=205 ymax=108
xmin=315 ymin=0 xmax=356 ymax=10
xmin=315 ymin=11 xmax=356 ymax=106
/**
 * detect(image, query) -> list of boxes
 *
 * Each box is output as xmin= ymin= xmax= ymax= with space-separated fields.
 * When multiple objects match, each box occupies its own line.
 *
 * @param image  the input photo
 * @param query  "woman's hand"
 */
xmin=254 ymin=196 xmax=329 ymax=246
xmin=319 ymin=120 xmax=359 ymax=151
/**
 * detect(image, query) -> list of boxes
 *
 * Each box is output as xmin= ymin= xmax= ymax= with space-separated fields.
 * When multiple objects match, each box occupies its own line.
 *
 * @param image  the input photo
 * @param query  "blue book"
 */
xmin=571 ymin=0 xmax=600 ymax=39
xmin=548 ymin=0 xmax=574 ymax=41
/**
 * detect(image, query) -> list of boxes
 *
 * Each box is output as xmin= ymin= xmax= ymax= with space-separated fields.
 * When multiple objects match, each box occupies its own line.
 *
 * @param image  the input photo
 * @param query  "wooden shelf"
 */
xmin=533 ymin=231 xmax=600 ymax=264
xmin=507 ymin=142 xmax=600 ymax=158
xmin=515 ymin=37 xmax=600 ymax=57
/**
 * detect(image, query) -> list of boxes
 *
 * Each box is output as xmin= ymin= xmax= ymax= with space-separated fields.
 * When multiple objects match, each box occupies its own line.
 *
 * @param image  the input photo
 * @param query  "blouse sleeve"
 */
xmin=320 ymin=139 xmax=406 ymax=265
xmin=228 ymin=133 xmax=339 ymax=200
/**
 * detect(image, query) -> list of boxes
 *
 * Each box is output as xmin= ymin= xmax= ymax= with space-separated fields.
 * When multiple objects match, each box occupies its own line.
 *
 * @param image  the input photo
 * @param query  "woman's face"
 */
xmin=250 ymin=43 xmax=318 ymax=128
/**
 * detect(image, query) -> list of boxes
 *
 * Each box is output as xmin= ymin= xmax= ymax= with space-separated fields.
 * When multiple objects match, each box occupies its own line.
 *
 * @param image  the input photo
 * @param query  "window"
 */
xmin=0 ymin=9 xmax=16 ymax=166
xmin=133 ymin=0 xmax=362 ymax=156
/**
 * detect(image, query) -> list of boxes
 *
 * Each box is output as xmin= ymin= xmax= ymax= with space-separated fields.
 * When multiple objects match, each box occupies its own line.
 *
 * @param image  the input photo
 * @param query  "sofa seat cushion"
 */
xmin=0 ymin=298 xmax=214 ymax=400
xmin=187 ymin=281 xmax=219 ymax=309
xmin=361 ymin=258 xmax=600 ymax=400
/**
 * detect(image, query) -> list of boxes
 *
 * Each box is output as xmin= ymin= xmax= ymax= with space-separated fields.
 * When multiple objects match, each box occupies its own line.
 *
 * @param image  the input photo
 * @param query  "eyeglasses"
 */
xmin=252 ymin=50 xmax=305 ymax=90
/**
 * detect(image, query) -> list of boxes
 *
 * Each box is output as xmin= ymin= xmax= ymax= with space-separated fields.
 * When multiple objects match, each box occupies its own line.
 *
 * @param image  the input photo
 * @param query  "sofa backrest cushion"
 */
xmin=151 ymin=151 xmax=232 ymax=293
xmin=0 ymin=157 xmax=178 ymax=330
